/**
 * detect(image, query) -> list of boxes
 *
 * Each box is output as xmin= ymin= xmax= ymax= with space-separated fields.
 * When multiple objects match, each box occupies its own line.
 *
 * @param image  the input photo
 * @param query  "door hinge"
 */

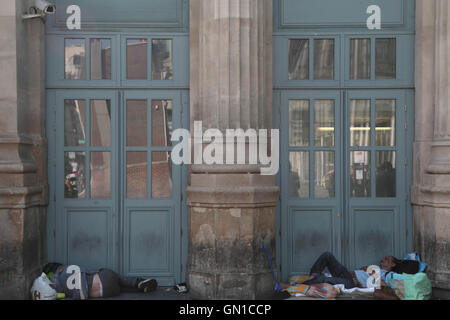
xmin=53 ymin=229 xmax=56 ymax=239
xmin=404 ymin=105 xmax=407 ymax=112
xmin=181 ymin=228 xmax=183 ymax=237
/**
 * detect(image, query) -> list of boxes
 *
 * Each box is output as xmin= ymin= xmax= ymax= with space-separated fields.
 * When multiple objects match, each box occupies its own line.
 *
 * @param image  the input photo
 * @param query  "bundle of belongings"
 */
xmin=282 ymin=252 xmax=432 ymax=300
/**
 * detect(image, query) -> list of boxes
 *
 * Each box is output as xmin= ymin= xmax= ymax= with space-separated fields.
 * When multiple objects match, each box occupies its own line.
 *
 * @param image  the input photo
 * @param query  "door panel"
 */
xmin=55 ymin=90 xmax=119 ymax=271
xmin=281 ymin=90 xmax=343 ymax=276
xmin=345 ymin=90 xmax=406 ymax=270
xmin=121 ymin=90 xmax=182 ymax=286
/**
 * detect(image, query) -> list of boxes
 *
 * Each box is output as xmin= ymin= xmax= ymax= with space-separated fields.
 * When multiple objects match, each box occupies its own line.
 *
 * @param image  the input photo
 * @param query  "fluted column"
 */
xmin=187 ymin=0 xmax=279 ymax=300
xmin=0 ymin=0 xmax=47 ymax=299
xmin=413 ymin=0 xmax=450 ymax=294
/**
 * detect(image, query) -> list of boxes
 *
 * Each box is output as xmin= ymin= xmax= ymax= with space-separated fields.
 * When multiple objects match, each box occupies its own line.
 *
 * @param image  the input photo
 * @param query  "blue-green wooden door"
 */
xmin=280 ymin=89 xmax=412 ymax=277
xmin=46 ymin=0 xmax=190 ymax=286
xmin=274 ymin=0 xmax=415 ymax=280
xmin=48 ymin=88 xmax=187 ymax=285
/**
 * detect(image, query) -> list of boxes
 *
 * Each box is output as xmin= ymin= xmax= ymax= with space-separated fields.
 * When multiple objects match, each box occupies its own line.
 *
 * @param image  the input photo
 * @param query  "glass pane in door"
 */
xmin=152 ymin=39 xmax=173 ymax=80
xmin=152 ymin=100 xmax=173 ymax=147
xmin=65 ymin=39 xmax=86 ymax=80
xmin=350 ymin=151 xmax=371 ymax=198
xmin=315 ymin=151 xmax=335 ymax=198
xmin=152 ymin=152 xmax=172 ymax=198
xmin=127 ymin=100 xmax=147 ymax=147
xmin=91 ymin=152 xmax=111 ymax=198
xmin=289 ymin=39 xmax=309 ymax=80
xmin=289 ymin=100 xmax=310 ymax=146
xmin=314 ymin=100 xmax=335 ymax=146
xmin=350 ymin=39 xmax=371 ymax=80
xmin=127 ymin=39 xmax=147 ymax=80
xmin=90 ymin=39 xmax=112 ymax=80
xmin=376 ymin=151 xmax=396 ymax=198
xmin=376 ymin=39 xmax=396 ymax=79
xmin=65 ymin=99 xmax=86 ymax=146
xmin=64 ymin=151 xmax=86 ymax=199
xmin=376 ymin=99 xmax=396 ymax=146
xmin=350 ymin=100 xmax=371 ymax=147
xmin=314 ymin=39 xmax=334 ymax=80
xmin=90 ymin=100 xmax=111 ymax=147
xmin=127 ymin=152 xmax=147 ymax=198
xmin=289 ymin=152 xmax=309 ymax=198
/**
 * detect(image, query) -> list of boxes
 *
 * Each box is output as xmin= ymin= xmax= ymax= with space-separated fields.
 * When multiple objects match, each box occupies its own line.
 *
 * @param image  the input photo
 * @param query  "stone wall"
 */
xmin=412 ymin=0 xmax=450 ymax=296
xmin=0 ymin=0 xmax=47 ymax=300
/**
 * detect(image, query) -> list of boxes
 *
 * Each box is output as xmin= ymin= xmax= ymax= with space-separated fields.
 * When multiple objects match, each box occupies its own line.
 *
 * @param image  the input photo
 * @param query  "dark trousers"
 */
xmin=302 ymin=252 xmax=356 ymax=289
xmin=98 ymin=269 xmax=142 ymax=298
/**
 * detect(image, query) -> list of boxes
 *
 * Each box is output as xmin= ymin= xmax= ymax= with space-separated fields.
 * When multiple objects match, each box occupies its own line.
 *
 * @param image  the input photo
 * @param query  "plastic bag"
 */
xmin=30 ymin=273 xmax=57 ymax=300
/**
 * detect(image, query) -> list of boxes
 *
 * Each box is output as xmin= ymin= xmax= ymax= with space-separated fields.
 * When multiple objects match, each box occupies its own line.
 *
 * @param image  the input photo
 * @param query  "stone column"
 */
xmin=0 ymin=0 xmax=48 ymax=299
xmin=412 ymin=0 xmax=450 ymax=297
xmin=187 ymin=0 xmax=279 ymax=299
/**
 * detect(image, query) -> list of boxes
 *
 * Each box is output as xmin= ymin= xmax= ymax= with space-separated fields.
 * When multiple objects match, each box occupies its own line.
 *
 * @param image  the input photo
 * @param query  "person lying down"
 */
xmin=43 ymin=263 xmax=158 ymax=299
xmin=279 ymin=252 xmax=420 ymax=297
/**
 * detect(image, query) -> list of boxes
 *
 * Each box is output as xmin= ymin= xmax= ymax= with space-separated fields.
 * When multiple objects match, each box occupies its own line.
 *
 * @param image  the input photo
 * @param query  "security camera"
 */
xmin=34 ymin=0 xmax=56 ymax=15
xmin=22 ymin=0 xmax=55 ymax=20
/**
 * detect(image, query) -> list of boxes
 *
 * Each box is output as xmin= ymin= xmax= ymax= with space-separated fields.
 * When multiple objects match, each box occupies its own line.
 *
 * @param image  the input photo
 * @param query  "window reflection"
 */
xmin=314 ymin=100 xmax=335 ymax=146
xmin=152 ymin=100 xmax=173 ymax=147
xmin=152 ymin=39 xmax=173 ymax=80
xmin=315 ymin=151 xmax=335 ymax=198
xmin=127 ymin=39 xmax=147 ymax=80
xmin=289 ymin=152 xmax=309 ymax=198
xmin=91 ymin=152 xmax=111 ymax=199
xmin=350 ymin=100 xmax=371 ymax=147
xmin=65 ymin=39 xmax=86 ymax=80
xmin=350 ymin=151 xmax=371 ymax=198
xmin=127 ymin=152 xmax=147 ymax=198
xmin=127 ymin=100 xmax=147 ymax=147
xmin=376 ymin=100 xmax=396 ymax=146
xmin=376 ymin=39 xmax=396 ymax=79
xmin=91 ymin=39 xmax=112 ymax=80
xmin=289 ymin=39 xmax=309 ymax=80
xmin=152 ymin=152 xmax=172 ymax=198
xmin=64 ymin=99 xmax=86 ymax=147
xmin=350 ymin=39 xmax=371 ymax=80
xmin=314 ymin=39 xmax=334 ymax=80
xmin=64 ymin=152 xmax=86 ymax=199
xmin=376 ymin=151 xmax=396 ymax=198
xmin=90 ymin=100 xmax=111 ymax=147
xmin=289 ymin=100 xmax=310 ymax=146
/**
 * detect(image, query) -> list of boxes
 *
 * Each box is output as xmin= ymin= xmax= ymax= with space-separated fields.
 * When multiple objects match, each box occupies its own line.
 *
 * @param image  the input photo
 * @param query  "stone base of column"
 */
xmin=0 ymin=138 xmax=47 ymax=300
xmin=187 ymin=165 xmax=279 ymax=300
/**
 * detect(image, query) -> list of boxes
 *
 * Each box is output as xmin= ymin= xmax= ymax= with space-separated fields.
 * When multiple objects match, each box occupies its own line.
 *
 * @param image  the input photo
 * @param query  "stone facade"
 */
xmin=0 ymin=0 xmax=449 ymax=300
xmin=412 ymin=0 xmax=450 ymax=297
xmin=0 ymin=0 xmax=48 ymax=299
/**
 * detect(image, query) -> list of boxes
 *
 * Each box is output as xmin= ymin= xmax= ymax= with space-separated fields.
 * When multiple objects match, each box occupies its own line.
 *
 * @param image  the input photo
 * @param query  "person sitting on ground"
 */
xmin=280 ymin=252 xmax=420 ymax=290
xmin=43 ymin=263 xmax=158 ymax=299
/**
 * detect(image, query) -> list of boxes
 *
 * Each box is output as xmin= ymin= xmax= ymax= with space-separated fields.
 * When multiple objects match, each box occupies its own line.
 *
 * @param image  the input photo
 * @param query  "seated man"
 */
xmin=286 ymin=252 xmax=419 ymax=290
xmin=43 ymin=263 xmax=158 ymax=299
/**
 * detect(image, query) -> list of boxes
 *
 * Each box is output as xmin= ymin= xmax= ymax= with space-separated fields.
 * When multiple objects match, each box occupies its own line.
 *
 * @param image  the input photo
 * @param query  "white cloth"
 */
xmin=333 ymin=284 xmax=374 ymax=294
